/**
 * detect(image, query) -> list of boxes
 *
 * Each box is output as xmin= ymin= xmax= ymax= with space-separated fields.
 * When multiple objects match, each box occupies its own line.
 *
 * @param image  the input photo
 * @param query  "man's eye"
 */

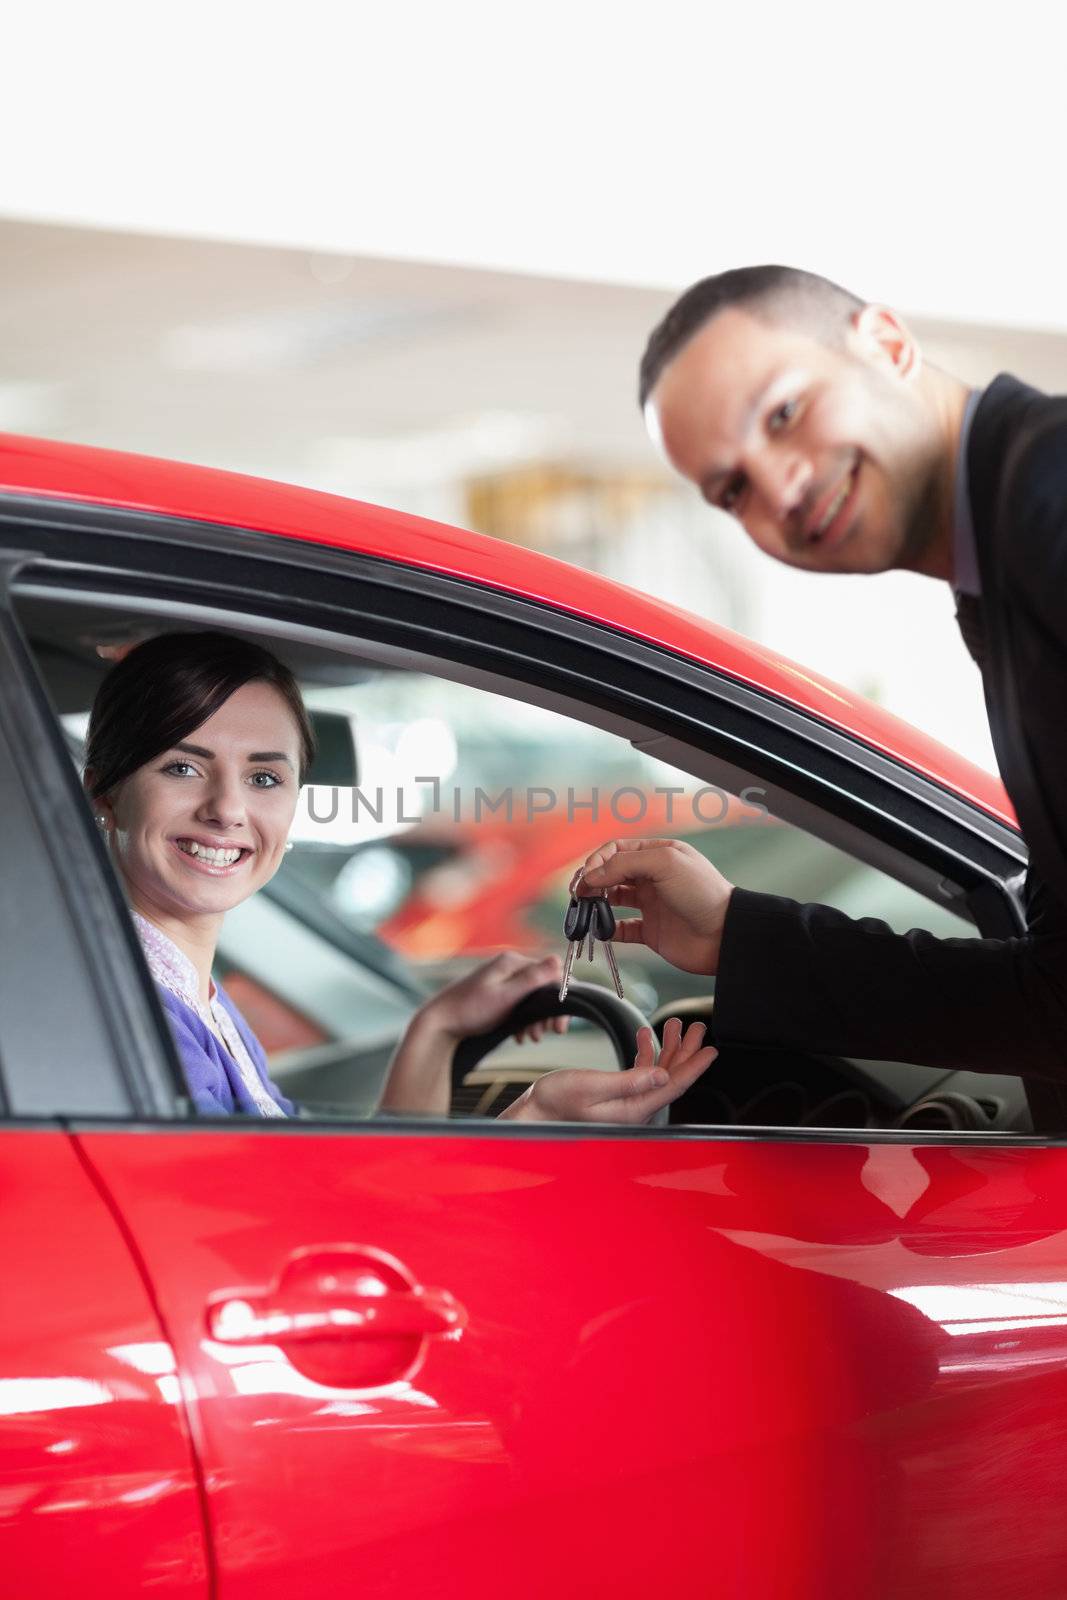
xmin=719 ymin=474 xmax=746 ymax=511
xmin=768 ymin=398 xmax=799 ymax=433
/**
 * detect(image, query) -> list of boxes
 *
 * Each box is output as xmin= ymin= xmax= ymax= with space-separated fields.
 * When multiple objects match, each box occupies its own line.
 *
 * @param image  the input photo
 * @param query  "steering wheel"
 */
xmin=450 ymin=980 xmax=654 ymax=1106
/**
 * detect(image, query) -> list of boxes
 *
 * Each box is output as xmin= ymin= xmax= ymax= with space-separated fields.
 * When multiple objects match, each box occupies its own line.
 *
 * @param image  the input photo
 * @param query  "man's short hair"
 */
xmin=638 ymin=264 xmax=867 ymax=408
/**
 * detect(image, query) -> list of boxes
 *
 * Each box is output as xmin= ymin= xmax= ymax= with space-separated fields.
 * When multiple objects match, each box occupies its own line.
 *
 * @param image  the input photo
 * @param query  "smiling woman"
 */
xmin=83 ymin=631 xmax=713 ymax=1121
xmin=84 ymin=632 xmax=320 ymax=1115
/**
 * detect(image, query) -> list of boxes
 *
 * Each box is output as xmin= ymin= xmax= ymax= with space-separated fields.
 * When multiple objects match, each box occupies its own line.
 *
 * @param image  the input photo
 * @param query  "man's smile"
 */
xmin=799 ymin=455 xmax=861 ymax=555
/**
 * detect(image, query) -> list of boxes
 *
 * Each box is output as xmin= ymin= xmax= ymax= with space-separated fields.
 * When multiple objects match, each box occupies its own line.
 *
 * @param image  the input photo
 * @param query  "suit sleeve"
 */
xmin=713 ymin=882 xmax=1067 ymax=1079
xmin=989 ymin=422 xmax=1067 ymax=912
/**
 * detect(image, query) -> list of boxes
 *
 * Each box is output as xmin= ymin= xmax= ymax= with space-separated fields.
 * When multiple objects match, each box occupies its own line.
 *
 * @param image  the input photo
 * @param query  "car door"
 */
xmin=74 ymin=1119 xmax=1067 ymax=1600
xmin=0 ymin=587 xmax=210 ymax=1596
xmin=10 ymin=502 xmax=1067 ymax=1599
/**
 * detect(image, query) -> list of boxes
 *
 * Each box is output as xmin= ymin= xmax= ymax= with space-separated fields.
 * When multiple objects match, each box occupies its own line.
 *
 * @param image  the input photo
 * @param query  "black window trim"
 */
xmin=0 ymin=551 xmax=186 ymax=1118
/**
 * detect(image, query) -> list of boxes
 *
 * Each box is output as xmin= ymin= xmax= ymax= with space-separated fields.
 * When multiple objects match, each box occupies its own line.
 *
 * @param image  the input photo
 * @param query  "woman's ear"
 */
xmin=83 ymin=769 xmax=114 ymax=835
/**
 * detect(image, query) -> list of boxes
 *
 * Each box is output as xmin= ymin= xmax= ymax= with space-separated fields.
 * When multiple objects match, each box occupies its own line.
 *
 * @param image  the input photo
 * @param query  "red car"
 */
xmin=1 ymin=434 xmax=1059 ymax=1600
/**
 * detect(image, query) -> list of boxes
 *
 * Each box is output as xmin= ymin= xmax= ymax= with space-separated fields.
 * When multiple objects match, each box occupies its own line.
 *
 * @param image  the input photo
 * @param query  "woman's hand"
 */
xmin=500 ymin=1017 xmax=716 ymax=1125
xmin=578 ymin=838 xmax=735 ymax=974
xmin=418 ymin=950 xmax=570 ymax=1043
xmin=379 ymin=951 xmax=569 ymax=1116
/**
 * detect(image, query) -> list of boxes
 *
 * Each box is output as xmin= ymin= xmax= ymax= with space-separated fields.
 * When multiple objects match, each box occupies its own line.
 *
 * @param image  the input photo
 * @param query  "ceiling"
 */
xmin=5 ymin=3 xmax=1066 ymax=329
xmin=0 ymin=219 xmax=666 ymax=488
xmin=5 ymin=218 xmax=1067 ymax=510
xmin=7 ymin=215 xmax=1055 ymax=772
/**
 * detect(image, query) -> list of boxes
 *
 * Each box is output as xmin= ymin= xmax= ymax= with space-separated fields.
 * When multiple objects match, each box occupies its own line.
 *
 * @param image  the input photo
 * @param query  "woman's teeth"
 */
xmin=177 ymin=840 xmax=243 ymax=865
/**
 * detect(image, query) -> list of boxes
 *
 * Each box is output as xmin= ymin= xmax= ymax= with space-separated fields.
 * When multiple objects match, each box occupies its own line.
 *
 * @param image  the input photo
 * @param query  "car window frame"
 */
xmin=0 ymin=552 xmax=185 ymax=1119
xmin=3 ymin=496 xmax=1025 ymax=895
xmin=4 ymin=494 xmax=1053 ymax=1137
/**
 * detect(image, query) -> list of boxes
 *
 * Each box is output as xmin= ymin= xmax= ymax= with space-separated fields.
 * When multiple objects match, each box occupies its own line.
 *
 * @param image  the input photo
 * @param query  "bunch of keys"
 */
xmin=559 ymin=874 xmax=624 ymax=1002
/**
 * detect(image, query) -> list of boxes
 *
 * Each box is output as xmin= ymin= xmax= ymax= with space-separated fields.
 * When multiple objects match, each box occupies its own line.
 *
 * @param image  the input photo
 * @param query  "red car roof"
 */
xmin=0 ymin=433 xmax=1015 ymax=829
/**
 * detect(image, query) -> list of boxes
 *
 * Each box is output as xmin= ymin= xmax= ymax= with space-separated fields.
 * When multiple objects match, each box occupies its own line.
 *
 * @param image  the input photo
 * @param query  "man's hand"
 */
xmin=501 ymin=1017 xmax=716 ymax=1124
xmin=578 ymin=838 xmax=734 ymax=975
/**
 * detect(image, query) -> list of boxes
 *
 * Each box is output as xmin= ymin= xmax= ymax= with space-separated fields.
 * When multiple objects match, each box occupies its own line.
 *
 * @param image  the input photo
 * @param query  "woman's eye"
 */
xmin=249 ymin=770 xmax=283 ymax=789
xmin=162 ymin=760 xmax=199 ymax=778
xmin=768 ymin=398 xmax=799 ymax=433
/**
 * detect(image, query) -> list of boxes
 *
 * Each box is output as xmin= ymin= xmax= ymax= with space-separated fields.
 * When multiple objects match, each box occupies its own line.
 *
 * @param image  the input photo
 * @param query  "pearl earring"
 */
xmin=96 ymin=815 xmax=108 ymax=829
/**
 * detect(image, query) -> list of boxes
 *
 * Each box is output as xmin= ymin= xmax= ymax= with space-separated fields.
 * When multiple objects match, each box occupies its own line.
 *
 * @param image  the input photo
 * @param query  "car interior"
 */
xmin=14 ymin=581 xmax=1036 ymax=1137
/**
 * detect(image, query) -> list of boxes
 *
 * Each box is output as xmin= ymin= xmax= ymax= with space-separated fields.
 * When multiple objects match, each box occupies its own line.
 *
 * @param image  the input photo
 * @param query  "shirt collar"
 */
xmin=953 ymin=389 xmax=982 ymax=597
xmin=132 ymin=912 xmax=215 ymax=1009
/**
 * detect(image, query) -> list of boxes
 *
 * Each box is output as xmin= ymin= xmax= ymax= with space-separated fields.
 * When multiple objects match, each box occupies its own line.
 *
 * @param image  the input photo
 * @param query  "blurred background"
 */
xmin=11 ymin=212 xmax=1067 ymax=774
xmin=5 ymin=0 xmax=1067 ymax=782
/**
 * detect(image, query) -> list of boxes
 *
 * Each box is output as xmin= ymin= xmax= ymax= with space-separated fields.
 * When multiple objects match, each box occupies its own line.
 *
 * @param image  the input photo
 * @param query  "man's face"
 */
xmin=645 ymin=306 xmax=939 ymax=575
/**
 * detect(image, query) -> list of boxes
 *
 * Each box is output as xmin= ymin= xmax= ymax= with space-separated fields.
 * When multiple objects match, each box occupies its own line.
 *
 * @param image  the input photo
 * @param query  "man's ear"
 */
xmin=642 ymin=396 xmax=670 ymax=462
xmin=848 ymin=304 xmax=922 ymax=383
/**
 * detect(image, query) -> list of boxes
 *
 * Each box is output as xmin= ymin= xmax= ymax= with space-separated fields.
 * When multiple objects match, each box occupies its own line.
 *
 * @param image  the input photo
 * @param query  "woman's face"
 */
xmin=97 ymin=680 xmax=303 ymax=924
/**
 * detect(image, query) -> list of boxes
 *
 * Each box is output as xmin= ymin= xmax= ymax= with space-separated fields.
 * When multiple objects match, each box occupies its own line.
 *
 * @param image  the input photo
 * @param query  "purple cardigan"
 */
xmin=156 ymin=983 xmax=296 ymax=1117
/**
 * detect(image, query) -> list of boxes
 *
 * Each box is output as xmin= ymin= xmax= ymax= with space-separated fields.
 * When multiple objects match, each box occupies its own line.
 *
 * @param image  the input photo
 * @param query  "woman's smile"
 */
xmin=170 ymin=835 xmax=255 ymax=876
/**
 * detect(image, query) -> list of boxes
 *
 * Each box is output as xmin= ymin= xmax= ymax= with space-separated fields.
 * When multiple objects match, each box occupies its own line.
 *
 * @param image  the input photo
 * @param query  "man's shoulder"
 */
xmin=972 ymin=375 xmax=1067 ymax=526
xmin=973 ymin=373 xmax=1064 ymax=444
xmin=970 ymin=375 xmax=1067 ymax=612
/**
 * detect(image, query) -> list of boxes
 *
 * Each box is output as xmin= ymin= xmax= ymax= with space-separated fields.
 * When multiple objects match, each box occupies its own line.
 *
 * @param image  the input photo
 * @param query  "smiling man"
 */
xmin=577 ymin=265 xmax=1067 ymax=1080
xmin=643 ymin=270 xmax=964 ymax=579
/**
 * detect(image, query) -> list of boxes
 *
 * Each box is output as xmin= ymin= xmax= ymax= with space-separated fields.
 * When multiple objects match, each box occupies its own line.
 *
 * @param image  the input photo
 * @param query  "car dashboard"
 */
xmin=450 ymin=995 xmax=1032 ymax=1133
xmin=648 ymin=997 xmax=1033 ymax=1134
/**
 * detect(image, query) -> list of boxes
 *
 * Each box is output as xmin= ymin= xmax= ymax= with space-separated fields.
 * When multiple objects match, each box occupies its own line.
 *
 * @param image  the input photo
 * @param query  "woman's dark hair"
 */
xmin=85 ymin=630 xmax=317 ymax=799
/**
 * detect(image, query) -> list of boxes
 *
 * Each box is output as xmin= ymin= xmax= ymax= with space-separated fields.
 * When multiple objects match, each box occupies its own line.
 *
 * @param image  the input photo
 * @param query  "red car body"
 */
xmin=2 ymin=435 xmax=1060 ymax=1600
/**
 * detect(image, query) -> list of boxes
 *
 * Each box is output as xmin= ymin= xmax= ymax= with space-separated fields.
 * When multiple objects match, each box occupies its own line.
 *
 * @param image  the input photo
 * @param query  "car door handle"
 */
xmin=205 ymin=1245 xmax=467 ymax=1388
xmin=208 ymin=1285 xmax=463 ymax=1344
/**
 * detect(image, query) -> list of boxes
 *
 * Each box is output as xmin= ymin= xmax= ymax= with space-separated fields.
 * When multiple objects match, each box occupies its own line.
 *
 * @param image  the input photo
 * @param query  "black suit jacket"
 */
xmin=713 ymin=375 xmax=1067 ymax=1079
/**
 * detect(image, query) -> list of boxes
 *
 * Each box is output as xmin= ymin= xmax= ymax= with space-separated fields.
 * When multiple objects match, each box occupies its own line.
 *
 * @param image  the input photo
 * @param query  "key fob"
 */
xmin=564 ymin=896 xmax=595 ymax=941
xmin=591 ymin=897 xmax=616 ymax=940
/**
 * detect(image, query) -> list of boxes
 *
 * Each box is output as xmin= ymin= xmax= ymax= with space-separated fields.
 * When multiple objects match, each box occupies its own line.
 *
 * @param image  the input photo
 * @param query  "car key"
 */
xmin=587 ymin=891 xmax=625 ymax=999
xmin=572 ymin=891 xmax=625 ymax=998
xmin=559 ymin=880 xmax=625 ymax=1001
xmin=559 ymin=891 xmax=594 ymax=1001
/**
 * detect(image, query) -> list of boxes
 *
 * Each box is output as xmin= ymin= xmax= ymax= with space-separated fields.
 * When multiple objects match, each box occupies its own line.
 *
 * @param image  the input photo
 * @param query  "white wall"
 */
xmin=5 ymin=1 xmax=1066 ymax=327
